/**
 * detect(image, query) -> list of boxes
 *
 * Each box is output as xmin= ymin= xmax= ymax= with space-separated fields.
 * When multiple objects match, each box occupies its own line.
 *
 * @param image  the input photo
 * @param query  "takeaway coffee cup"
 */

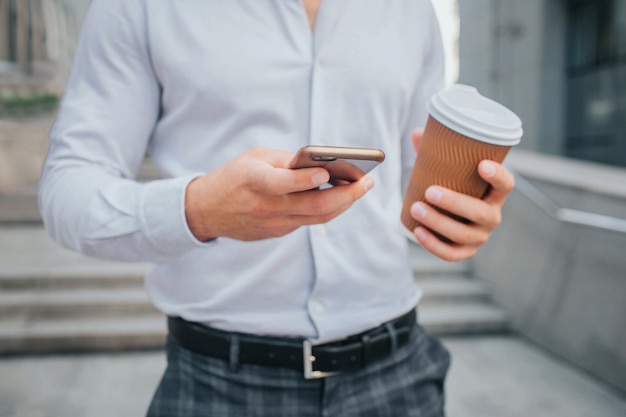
xmin=401 ymin=84 xmax=523 ymax=242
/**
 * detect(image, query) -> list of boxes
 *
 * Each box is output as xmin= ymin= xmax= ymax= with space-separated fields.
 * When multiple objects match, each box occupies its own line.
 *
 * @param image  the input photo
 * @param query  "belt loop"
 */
xmin=361 ymin=334 xmax=371 ymax=366
xmin=384 ymin=322 xmax=398 ymax=353
xmin=229 ymin=334 xmax=241 ymax=372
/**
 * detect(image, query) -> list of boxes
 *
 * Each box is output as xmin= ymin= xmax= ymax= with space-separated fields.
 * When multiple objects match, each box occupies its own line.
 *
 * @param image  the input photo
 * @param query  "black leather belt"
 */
xmin=168 ymin=309 xmax=416 ymax=379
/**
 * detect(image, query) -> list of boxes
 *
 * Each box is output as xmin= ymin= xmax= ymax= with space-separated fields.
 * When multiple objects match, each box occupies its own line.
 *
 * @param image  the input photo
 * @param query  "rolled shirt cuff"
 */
xmin=139 ymin=173 xmax=215 ymax=257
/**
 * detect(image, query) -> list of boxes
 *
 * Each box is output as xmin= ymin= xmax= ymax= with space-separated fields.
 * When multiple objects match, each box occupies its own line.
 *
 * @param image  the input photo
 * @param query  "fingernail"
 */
xmin=411 ymin=202 xmax=427 ymax=219
xmin=482 ymin=161 xmax=496 ymax=177
xmin=425 ymin=187 xmax=443 ymax=203
xmin=416 ymin=228 xmax=427 ymax=242
xmin=312 ymin=172 xmax=328 ymax=186
xmin=363 ymin=176 xmax=374 ymax=191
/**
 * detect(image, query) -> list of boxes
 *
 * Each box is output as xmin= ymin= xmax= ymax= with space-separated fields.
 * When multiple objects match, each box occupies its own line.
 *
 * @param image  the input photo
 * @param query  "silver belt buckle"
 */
xmin=303 ymin=339 xmax=342 ymax=380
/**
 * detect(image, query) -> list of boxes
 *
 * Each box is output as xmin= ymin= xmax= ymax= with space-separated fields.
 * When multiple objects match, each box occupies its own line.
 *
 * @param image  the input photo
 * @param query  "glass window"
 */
xmin=565 ymin=0 xmax=626 ymax=168
xmin=567 ymin=2 xmax=597 ymax=72
xmin=615 ymin=0 xmax=626 ymax=57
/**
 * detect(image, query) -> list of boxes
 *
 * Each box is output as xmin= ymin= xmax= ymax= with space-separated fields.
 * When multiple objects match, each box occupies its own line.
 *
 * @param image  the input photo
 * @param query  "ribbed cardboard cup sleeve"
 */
xmin=401 ymin=116 xmax=512 ymax=238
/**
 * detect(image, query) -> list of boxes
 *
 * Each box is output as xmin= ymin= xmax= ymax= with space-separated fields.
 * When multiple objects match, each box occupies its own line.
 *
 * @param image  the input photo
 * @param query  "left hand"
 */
xmin=408 ymin=128 xmax=516 ymax=262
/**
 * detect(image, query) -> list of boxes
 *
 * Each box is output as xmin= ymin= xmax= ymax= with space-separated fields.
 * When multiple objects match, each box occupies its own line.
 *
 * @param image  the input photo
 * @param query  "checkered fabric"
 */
xmin=146 ymin=323 xmax=450 ymax=417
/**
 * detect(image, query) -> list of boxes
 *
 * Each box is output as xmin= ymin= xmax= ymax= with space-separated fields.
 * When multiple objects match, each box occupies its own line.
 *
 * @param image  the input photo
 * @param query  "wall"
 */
xmin=458 ymin=0 xmax=566 ymax=155
xmin=472 ymin=149 xmax=626 ymax=393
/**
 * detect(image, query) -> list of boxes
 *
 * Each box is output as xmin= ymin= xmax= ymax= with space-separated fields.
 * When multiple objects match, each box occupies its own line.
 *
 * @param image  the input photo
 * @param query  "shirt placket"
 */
xmin=302 ymin=0 xmax=338 ymax=341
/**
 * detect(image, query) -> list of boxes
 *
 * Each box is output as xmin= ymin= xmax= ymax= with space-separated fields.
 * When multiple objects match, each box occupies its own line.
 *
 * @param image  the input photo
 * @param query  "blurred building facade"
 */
xmin=459 ymin=0 xmax=626 ymax=169
xmin=0 ymin=0 xmax=87 ymax=96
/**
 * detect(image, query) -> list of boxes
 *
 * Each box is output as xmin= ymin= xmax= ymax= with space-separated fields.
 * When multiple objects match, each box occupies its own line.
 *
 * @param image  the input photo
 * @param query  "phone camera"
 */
xmin=311 ymin=156 xmax=337 ymax=162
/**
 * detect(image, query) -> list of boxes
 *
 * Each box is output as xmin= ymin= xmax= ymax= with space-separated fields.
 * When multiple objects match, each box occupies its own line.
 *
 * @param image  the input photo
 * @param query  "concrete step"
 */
xmin=409 ymin=242 xmax=510 ymax=334
xmin=409 ymin=243 xmax=470 ymax=276
xmin=0 ymin=226 xmax=150 ymax=290
xmin=0 ymin=274 xmax=505 ymax=353
xmin=0 ymin=272 xmax=146 ymax=291
xmin=417 ymin=275 xmax=490 ymax=305
xmin=0 ymin=315 xmax=166 ymax=354
xmin=0 ymin=288 xmax=156 ymax=318
xmin=0 ymin=228 xmax=510 ymax=354
xmin=418 ymin=302 xmax=511 ymax=335
xmin=0 ymin=191 xmax=41 ymax=224
xmin=0 ymin=302 xmax=510 ymax=355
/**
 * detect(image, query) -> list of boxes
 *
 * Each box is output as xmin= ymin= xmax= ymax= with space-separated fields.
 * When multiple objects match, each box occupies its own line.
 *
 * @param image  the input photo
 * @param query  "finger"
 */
xmin=411 ymin=128 xmax=424 ymax=153
xmin=284 ymin=201 xmax=355 ymax=227
xmin=413 ymin=226 xmax=479 ymax=262
xmin=478 ymin=161 xmax=515 ymax=205
xmin=290 ymin=177 xmax=377 ymax=224
xmin=249 ymin=164 xmax=330 ymax=195
xmin=424 ymin=186 xmax=501 ymax=230
xmin=283 ymin=175 xmax=374 ymax=216
xmin=410 ymin=202 xmax=490 ymax=246
xmin=243 ymin=147 xmax=330 ymax=194
xmin=257 ymin=180 xmax=371 ymax=232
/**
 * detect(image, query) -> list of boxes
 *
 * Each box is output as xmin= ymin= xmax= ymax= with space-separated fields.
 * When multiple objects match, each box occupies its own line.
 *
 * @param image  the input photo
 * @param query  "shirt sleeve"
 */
xmin=38 ymin=0 xmax=211 ymax=263
xmin=400 ymin=2 xmax=446 ymax=192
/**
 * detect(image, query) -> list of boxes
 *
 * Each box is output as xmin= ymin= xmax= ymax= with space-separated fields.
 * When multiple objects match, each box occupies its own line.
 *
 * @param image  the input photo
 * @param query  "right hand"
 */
xmin=184 ymin=147 xmax=375 ymax=241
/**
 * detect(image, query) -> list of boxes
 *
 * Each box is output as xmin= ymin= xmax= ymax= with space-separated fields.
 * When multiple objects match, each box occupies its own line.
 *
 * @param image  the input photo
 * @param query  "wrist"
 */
xmin=184 ymin=176 xmax=218 ymax=241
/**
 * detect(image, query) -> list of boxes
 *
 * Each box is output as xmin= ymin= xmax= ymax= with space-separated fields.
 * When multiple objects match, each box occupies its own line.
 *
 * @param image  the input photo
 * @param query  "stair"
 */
xmin=409 ymin=243 xmax=511 ymax=335
xmin=0 ymin=273 xmax=163 ymax=354
xmin=0 ymin=227 xmax=510 ymax=354
xmin=0 ymin=190 xmax=41 ymax=224
xmin=0 ymin=226 xmax=160 ymax=354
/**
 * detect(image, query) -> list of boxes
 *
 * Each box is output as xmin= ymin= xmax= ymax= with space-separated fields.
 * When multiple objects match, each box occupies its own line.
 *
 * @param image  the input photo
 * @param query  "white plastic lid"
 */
xmin=428 ymin=84 xmax=523 ymax=146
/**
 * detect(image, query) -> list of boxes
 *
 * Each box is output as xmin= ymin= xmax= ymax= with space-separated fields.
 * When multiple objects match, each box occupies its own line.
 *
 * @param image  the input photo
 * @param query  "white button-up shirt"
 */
xmin=39 ymin=0 xmax=444 ymax=342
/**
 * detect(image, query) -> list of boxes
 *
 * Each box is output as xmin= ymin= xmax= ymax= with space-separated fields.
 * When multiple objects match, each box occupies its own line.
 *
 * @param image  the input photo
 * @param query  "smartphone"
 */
xmin=288 ymin=145 xmax=385 ymax=183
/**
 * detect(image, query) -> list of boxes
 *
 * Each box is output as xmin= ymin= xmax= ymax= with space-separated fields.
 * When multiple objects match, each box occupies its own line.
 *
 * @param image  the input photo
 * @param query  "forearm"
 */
xmin=39 ymin=161 xmax=208 ymax=263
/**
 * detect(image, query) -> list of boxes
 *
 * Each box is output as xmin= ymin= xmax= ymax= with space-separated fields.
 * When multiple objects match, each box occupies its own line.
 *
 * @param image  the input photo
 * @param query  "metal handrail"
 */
xmin=508 ymin=166 xmax=626 ymax=235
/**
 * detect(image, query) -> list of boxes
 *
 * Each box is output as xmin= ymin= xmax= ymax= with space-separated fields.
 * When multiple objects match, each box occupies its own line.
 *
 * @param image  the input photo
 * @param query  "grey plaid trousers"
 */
xmin=146 ymin=322 xmax=450 ymax=417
